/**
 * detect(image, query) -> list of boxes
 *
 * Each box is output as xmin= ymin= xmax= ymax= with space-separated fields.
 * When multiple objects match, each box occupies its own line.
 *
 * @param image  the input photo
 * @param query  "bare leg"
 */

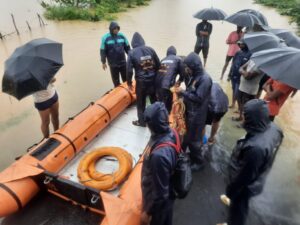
xmin=203 ymin=58 xmax=207 ymax=68
xmin=221 ymin=61 xmax=229 ymax=80
xmin=229 ymin=93 xmax=236 ymax=108
xmin=38 ymin=109 xmax=51 ymax=138
xmin=50 ymin=101 xmax=59 ymax=131
xmin=209 ymin=121 xmax=220 ymax=143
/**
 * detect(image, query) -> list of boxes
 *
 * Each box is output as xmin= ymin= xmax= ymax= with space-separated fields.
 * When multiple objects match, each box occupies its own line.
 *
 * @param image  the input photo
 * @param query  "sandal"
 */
xmin=132 ymin=120 xmax=146 ymax=127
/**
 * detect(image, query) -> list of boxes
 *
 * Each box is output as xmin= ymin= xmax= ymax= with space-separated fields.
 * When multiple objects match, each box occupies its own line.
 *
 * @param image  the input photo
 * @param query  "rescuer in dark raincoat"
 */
xmin=205 ymin=82 xmax=229 ymax=144
xmin=175 ymin=52 xmax=212 ymax=171
xmin=221 ymin=99 xmax=283 ymax=225
xmin=156 ymin=46 xmax=182 ymax=113
xmin=126 ymin=32 xmax=160 ymax=127
xmin=141 ymin=102 xmax=177 ymax=225
xmin=100 ymin=21 xmax=130 ymax=87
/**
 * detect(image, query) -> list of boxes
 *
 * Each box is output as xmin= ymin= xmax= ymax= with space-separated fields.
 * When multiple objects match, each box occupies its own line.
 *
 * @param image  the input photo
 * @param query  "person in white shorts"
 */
xmin=32 ymin=78 xmax=59 ymax=138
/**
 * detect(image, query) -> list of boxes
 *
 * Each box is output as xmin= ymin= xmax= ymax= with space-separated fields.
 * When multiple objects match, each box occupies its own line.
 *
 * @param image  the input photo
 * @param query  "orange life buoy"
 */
xmin=77 ymin=147 xmax=133 ymax=191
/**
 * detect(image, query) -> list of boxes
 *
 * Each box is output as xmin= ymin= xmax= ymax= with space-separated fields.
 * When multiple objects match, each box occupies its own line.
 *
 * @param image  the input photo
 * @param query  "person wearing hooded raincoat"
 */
xmin=100 ymin=21 xmax=130 ymax=87
xmin=221 ymin=99 xmax=283 ymax=225
xmin=127 ymin=32 xmax=160 ymax=127
xmin=205 ymin=82 xmax=229 ymax=144
xmin=156 ymin=46 xmax=183 ymax=113
xmin=175 ymin=52 xmax=212 ymax=171
xmin=141 ymin=102 xmax=177 ymax=225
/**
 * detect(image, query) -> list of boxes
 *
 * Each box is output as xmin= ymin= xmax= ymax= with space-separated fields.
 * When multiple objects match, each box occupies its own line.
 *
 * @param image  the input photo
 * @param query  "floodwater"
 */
xmin=0 ymin=0 xmax=300 ymax=224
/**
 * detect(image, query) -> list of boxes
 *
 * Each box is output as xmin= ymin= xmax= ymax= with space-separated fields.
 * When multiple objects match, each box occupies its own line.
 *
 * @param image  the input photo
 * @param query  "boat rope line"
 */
xmin=96 ymin=103 xmax=112 ymax=121
xmin=118 ymin=86 xmax=134 ymax=103
xmin=53 ymin=132 xmax=77 ymax=154
xmin=0 ymin=183 xmax=22 ymax=210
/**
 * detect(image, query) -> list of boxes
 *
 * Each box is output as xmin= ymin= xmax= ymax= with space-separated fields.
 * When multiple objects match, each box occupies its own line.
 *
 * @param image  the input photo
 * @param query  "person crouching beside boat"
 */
xmin=141 ymin=102 xmax=177 ymax=225
xmin=174 ymin=52 xmax=212 ymax=171
xmin=218 ymin=99 xmax=283 ymax=225
xmin=33 ymin=78 xmax=59 ymax=138
xmin=127 ymin=32 xmax=160 ymax=127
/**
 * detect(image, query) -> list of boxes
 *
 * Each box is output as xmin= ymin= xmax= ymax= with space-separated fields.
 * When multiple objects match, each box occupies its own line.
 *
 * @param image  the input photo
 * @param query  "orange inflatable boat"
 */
xmin=0 ymin=82 xmax=150 ymax=225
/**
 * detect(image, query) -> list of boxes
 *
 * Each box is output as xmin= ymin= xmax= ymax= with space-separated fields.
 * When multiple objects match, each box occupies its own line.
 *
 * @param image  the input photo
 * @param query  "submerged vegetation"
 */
xmin=255 ymin=0 xmax=300 ymax=29
xmin=41 ymin=0 xmax=151 ymax=21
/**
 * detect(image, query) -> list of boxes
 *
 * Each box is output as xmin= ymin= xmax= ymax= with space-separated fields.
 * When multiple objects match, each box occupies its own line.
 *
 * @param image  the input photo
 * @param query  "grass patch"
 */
xmin=255 ymin=0 xmax=300 ymax=30
xmin=42 ymin=0 xmax=151 ymax=21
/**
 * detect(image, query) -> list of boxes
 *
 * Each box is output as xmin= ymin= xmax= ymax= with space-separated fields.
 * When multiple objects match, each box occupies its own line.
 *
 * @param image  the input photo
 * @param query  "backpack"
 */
xmin=153 ymin=128 xmax=192 ymax=199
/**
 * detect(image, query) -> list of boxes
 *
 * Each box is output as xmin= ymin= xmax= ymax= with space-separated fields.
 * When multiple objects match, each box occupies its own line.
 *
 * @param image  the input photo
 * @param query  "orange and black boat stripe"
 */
xmin=0 ymin=183 xmax=22 ymax=210
xmin=53 ymin=132 xmax=77 ymax=154
xmin=118 ymin=86 xmax=134 ymax=103
xmin=96 ymin=103 xmax=111 ymax=121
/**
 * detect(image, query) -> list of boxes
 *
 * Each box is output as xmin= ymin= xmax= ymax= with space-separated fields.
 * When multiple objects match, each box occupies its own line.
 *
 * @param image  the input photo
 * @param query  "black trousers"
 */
xmin=182 ymin=118 xmax=205 ymax=165
xmin=157 ymin=88 xmax=173 ymax=113
xmin=194 ymin=45 xmax=209 ymax=59
xmin=228 ymin=190 xmax=252 ymax=225
xmin=109 ymin=65 xmax=126 ymax=87
xmin=136 ymin=80 xmax=157 ymax=124
xmin=150 ymin=201 xmax=174 ymax=225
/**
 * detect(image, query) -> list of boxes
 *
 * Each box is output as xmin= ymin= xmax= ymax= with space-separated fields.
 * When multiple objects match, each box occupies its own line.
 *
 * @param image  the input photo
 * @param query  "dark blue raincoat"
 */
xmin=142 ymin=102 xmax=177 ymax=225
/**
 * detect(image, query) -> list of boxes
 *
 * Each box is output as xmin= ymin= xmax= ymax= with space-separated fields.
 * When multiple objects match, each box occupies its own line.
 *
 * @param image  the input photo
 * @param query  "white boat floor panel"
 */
xmin=59 ymin=106 xmax=150 ymax=195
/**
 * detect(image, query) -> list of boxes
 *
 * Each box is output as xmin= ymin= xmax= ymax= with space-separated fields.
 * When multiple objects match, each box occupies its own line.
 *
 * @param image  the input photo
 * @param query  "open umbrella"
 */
xmin=2 ymin=38 xmax=63 ymax=100
xmin=269 ymin=29 xmax=300 ymax=49
xmin=238 ymin=9 xmax=268 ymax=26
xmin=243 ymin=31 xmax=286 ymax=53
xmin=225 ymin=12 xmax=262 ymax=28
xmin=251 ymin=47 xmax=300 ymax=89
xmin=193 ymin=7 xmax=227 ymax=21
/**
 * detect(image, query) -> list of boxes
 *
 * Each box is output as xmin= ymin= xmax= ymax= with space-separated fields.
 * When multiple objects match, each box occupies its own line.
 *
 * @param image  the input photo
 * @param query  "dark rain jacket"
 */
xmin=226 ymin=99 xmax=283 ymax=200
xmin=126 ymin=32 xmax=160 ymax=85
xmin=209 ymin=83 xmax=229 ymax=114
xmin=100 ymin=22 xmax=130 ymax=67
xmin=229 ymin=47 xmax=252 ymax=83
xmin=142 ymin=102 xmax=177 ymax=215
xmin=180 ymin=53 xmax=212 ymax=126
xmin=156 ymin=46 xmax=182 ymax=90
xmin=195 ymin=21 xmax=213 ymax=48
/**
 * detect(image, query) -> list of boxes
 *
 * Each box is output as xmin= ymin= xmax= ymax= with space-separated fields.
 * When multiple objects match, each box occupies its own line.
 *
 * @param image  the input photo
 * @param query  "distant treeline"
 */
xmin=41 ymin=0 xmax=151 ymax=21
xmin=255 ymin=0 xmax=300 ymax=29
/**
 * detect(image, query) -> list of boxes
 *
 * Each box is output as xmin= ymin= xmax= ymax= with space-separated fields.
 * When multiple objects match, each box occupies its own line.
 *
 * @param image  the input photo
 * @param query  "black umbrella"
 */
xmin=225 ymin=12 xmax=262 ymax=28
xmin=238 ymin=9 xmax=268 ymax=26
xmin=269 ymin=29 xmax=300 ymax=49
xmin=2 ymin=38 xmax=63 ymax=100
xmin=251 ymin=47 xmax=300 ymax=89
xmin=193 ymin=7 xmax=227 ymax=21
xmin=243 ymin=32 xmax=286 ymax=53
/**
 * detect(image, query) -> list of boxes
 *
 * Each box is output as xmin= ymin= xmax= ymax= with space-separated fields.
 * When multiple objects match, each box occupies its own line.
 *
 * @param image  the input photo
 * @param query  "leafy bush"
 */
xmin=42 ymin=0 xmax=150 ymax=21
xmin=255 ymin=0 xmax=300 ymax=30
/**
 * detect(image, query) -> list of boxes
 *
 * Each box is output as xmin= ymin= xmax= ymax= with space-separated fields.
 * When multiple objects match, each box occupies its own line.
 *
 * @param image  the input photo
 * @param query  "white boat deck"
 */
xmin=59 ymin=105 xmax=151 ymax=195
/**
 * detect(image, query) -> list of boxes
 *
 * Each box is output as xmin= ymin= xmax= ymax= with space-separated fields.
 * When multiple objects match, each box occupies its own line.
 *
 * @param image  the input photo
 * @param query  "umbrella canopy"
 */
xmin=225 ymin=12 xmax=262 ymax=28
xmin=269 ymin=29 xmax=300 ymax=49
xmin=238 ymin=9 xmax=268 ymax=26
xmin=243 ymin=31 xmax=286 ymax=53
xmin=2 ymin=38 xmax=63 ymax=100
xmin=251 ymin=47 xmax=300 ymax=89
xmin=193 ymin=7 xmax=227 ymax=21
